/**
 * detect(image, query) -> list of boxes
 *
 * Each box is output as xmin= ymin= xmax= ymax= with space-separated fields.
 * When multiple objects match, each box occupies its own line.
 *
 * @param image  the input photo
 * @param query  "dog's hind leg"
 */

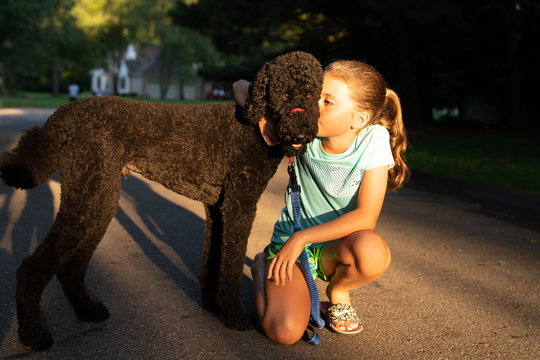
xmin=16 ymin=146 xmax=122 ymax=350
xmin=55 ymin=178 xmax=120 ymax=323
xmin=15 ymin=206 xmax=98 ymax=350
xmin=16 ymin=239 xmax=63 ymax=350
xmin=55 ymin=236 xmax=114 ymax=323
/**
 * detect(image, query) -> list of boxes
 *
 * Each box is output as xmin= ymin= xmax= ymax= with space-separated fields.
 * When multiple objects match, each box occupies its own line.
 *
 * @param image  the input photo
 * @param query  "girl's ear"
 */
xmin=352 ymin=111 xmax=370 ymax=129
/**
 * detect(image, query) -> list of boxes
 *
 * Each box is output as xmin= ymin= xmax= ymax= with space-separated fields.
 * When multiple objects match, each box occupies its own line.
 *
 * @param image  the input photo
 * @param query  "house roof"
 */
xmin=126 ymin=57 xmax=158 ymax=76
xmin=127 ymin=56 xmax=179 ymax=78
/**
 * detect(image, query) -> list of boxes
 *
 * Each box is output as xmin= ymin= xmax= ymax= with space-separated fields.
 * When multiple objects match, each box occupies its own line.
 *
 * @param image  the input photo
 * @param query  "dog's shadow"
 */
xmin=116 ymin=176 xmax=206 ymax=302
xmin=0 ymin=175 xmax=56 ymax=346
xmin=116 ymin=175 xmax=255 ymax=317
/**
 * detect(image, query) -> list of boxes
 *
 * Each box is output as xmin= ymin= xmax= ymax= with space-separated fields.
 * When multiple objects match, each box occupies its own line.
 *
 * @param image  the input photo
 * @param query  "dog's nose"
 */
xmin=293 ymin=134 xmax=305 ymax=143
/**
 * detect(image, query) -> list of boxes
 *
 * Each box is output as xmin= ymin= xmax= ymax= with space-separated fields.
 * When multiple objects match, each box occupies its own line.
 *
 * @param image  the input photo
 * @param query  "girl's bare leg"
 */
xmin=320 ymin=230 xmax=391 ymax=331
xmin=251 ymin=252 xmax=311 ymax=345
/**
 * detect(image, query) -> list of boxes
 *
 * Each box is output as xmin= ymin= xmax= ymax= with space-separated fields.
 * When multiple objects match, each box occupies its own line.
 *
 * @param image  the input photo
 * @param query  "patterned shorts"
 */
xmin=266 ymin=242 xmax=329 ymax=281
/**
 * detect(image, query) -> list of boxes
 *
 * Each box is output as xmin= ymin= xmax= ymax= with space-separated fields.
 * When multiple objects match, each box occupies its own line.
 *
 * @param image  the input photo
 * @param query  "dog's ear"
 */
xmin=244 ymin=62 xmax=270 ymax=125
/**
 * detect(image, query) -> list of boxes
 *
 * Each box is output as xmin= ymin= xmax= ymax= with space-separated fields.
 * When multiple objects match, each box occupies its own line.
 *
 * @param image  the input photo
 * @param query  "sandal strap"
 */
xmin=327 ymin=304 xmax=361 ymax=324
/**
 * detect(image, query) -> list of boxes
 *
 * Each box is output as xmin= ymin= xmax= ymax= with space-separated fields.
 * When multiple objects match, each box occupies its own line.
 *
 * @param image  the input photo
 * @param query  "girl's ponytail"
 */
xmin=376 ymin=89 xmax=410 ymax=192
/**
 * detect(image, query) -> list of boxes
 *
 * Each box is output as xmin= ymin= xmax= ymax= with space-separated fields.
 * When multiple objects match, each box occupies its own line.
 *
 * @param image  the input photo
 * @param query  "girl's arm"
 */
xmin=268 ymin=165 xmax=389 ymax=285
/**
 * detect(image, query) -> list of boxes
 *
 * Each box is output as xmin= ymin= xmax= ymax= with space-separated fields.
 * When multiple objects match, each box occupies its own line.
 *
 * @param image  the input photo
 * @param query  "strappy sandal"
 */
xmin=325 ymin=303 xmax=363 ymax=335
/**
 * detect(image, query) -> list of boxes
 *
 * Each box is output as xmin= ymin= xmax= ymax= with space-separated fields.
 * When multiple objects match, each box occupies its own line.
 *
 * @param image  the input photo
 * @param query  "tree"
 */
xmin=1 ymin=0 xmax=99 ymax=95
xmin=158 ymin=26 xmax=221 ymax=99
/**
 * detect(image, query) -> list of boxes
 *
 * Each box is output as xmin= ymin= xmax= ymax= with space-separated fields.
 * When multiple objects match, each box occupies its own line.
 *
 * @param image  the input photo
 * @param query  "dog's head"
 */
xmin=244 ymin=51 xmax=323 ymax=156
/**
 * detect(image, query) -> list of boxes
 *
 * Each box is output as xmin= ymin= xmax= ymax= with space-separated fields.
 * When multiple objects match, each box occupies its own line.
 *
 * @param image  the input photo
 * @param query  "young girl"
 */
xmin=234 ymin=59 xmax=409 ymax=344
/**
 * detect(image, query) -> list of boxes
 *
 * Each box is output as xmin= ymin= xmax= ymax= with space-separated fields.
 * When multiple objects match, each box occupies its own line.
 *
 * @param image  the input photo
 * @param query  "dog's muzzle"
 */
xmin=288 ymin=109 xmax=305 ymax=149
xmin=283 ymin=134 xmax=307 ymax=151
xmin=281 ymin=107 xmax=316 ymax=155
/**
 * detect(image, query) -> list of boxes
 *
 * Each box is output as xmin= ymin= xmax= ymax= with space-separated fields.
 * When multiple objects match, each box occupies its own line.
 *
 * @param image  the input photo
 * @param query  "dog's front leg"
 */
xmin=200 ymin=185 xmax=261 ymax=331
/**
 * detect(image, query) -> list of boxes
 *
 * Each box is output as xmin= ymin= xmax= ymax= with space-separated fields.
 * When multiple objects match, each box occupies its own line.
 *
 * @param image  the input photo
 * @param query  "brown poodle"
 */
xmin=0 ymin=51 xmax=323 ymax=350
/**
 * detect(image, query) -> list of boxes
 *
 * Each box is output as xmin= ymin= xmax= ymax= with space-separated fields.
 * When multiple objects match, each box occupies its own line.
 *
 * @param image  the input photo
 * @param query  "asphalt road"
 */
xmin=0 ymin=107 xmax=538 ymax=359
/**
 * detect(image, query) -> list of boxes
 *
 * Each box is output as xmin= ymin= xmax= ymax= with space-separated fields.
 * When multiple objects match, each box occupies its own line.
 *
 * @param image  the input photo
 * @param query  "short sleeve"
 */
xmin=364 ymin=125 xmax=395 ymax=170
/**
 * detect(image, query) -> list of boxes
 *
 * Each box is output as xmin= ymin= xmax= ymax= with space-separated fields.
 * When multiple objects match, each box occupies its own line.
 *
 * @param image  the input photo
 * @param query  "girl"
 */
xmin=234 ymin=59 xmax=409 ymax=344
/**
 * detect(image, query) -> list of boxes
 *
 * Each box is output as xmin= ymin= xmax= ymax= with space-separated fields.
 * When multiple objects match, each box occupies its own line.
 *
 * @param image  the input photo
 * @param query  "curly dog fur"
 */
xmin=0 ymin=51 xmax=323 ymax=350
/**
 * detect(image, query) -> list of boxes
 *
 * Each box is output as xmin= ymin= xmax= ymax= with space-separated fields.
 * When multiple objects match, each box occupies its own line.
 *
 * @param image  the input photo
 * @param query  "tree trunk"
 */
xmin=108 ymin=50 xmax=122 ymax=95
xmin=51 ymin=45 xmax=59 ymax=97
xmin=178 ymin=78 xmax=184 ymax=100
xmin=505 ymin=3 xmax=520 ymax=128
xmin=159 ymin=58 xmax=173 ymax=100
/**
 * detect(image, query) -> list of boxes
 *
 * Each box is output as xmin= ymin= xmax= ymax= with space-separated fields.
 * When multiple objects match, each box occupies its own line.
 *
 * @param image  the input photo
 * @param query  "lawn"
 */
xmin=407 ymin=128 xmax=540 ymax=193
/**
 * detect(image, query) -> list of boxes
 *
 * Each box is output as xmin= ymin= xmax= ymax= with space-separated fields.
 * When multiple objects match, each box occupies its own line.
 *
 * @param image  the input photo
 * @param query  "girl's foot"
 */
xmin=323 ymin=286 xmax=363 ymax=334
xmin=322 ymin=302 xmax=363 ymax=335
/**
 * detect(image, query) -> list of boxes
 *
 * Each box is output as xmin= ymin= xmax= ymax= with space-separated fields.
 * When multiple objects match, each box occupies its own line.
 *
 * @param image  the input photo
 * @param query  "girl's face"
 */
xmin=317 ymin=73 xmax=360 ymax=138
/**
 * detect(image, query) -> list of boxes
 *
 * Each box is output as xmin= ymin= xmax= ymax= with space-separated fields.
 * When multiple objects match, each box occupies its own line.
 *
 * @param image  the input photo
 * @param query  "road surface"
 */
xmin=0 ymin=107 xmax=538 ymax=359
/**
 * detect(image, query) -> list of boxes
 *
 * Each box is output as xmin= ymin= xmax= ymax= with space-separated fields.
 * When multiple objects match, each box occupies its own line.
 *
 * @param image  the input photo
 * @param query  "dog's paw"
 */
xmin=74 ymin=301 xmax=110 ymax=322
xmin=201 ymin=296 xmax=221 ymax=313
xmin=225 ymin=312 xmax=254 ymax=331
xmin=18 ymin=326 xmax=54 ymax=351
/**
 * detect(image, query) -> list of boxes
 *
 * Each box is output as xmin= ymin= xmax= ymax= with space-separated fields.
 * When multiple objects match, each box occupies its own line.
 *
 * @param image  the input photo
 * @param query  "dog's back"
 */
xmin=0 ymin=96 xmax=275 ymax=203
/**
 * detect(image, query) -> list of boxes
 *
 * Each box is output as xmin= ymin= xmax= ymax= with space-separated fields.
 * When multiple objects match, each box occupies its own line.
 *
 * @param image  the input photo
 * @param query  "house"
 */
xmin=89 ymin=44 xmax=214 ymax=100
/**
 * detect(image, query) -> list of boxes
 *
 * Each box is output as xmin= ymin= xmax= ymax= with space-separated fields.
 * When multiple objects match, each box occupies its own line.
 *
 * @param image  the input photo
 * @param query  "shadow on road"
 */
xmin=117 ymin=176 xmax=206 ymax=304
xmin=0 ymin=176 xmax=56 ymax=347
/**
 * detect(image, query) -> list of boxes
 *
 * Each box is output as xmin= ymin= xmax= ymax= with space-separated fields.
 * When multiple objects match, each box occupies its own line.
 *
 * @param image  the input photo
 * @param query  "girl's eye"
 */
xmin=306 ymin=94 xmax=313 ymax=99
xmin=282 ymin=94 xmax=289 ymax=100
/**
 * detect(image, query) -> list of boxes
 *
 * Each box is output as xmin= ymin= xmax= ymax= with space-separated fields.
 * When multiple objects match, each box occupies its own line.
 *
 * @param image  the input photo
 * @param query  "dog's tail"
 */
xmin=0 ymin=125 xmax=59 ymax=189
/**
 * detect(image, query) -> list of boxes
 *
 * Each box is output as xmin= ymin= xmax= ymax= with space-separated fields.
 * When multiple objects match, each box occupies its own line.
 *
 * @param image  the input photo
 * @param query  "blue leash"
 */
xmin=287 ymin=157 xmax=325 ymax=345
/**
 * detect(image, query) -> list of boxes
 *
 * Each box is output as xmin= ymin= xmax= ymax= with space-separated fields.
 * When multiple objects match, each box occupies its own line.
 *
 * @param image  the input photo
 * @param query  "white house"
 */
xmin=89 ymin=44 xmax=213 ymax=100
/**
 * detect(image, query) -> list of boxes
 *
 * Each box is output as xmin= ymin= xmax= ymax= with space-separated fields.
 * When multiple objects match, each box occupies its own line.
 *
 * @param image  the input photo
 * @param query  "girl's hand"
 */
xmin=267 ymin=231 xmax=307 ymax=285
xmin=232 ymin=80 xmax=250 ymax=107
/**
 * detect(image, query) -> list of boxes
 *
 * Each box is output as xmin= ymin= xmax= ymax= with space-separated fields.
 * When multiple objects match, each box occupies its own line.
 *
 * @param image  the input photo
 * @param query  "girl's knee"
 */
xmin=262 ymin=316 xmax=305 ymax=345
xmin=342 ymin=231 xmax=391 ymax=278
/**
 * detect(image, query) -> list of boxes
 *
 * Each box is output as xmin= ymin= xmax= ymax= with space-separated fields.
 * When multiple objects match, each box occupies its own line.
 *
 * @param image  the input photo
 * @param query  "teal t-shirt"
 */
xmin=270 ymin=124 xmax=395 ymax=247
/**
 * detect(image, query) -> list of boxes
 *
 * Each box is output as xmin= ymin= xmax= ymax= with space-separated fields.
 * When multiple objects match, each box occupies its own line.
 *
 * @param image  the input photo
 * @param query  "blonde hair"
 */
xmin=325 ymin=60 xmax=410 ymax=192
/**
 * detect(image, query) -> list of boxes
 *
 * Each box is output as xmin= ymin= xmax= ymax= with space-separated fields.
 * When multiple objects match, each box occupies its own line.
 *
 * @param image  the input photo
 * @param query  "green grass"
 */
xmin=0 ymin=91 xmax=228 ymax=108
xmin=407 ymin=129 xmax=540 ymax=193
xmin=0 ymin=91 xmax=88 ymax=108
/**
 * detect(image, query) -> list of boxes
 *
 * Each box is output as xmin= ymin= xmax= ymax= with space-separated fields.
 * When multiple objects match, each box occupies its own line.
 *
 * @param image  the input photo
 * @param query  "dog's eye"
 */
xmin=282 ymin=94 xmax=289 ymax=100
xmin=306 ymin=94 xmax=313 ymax=99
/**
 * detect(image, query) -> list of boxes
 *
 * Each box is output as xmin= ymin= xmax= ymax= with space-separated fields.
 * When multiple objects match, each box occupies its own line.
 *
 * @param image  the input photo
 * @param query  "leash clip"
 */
xmin=287 ymin=157 xmax=301 ymax=193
